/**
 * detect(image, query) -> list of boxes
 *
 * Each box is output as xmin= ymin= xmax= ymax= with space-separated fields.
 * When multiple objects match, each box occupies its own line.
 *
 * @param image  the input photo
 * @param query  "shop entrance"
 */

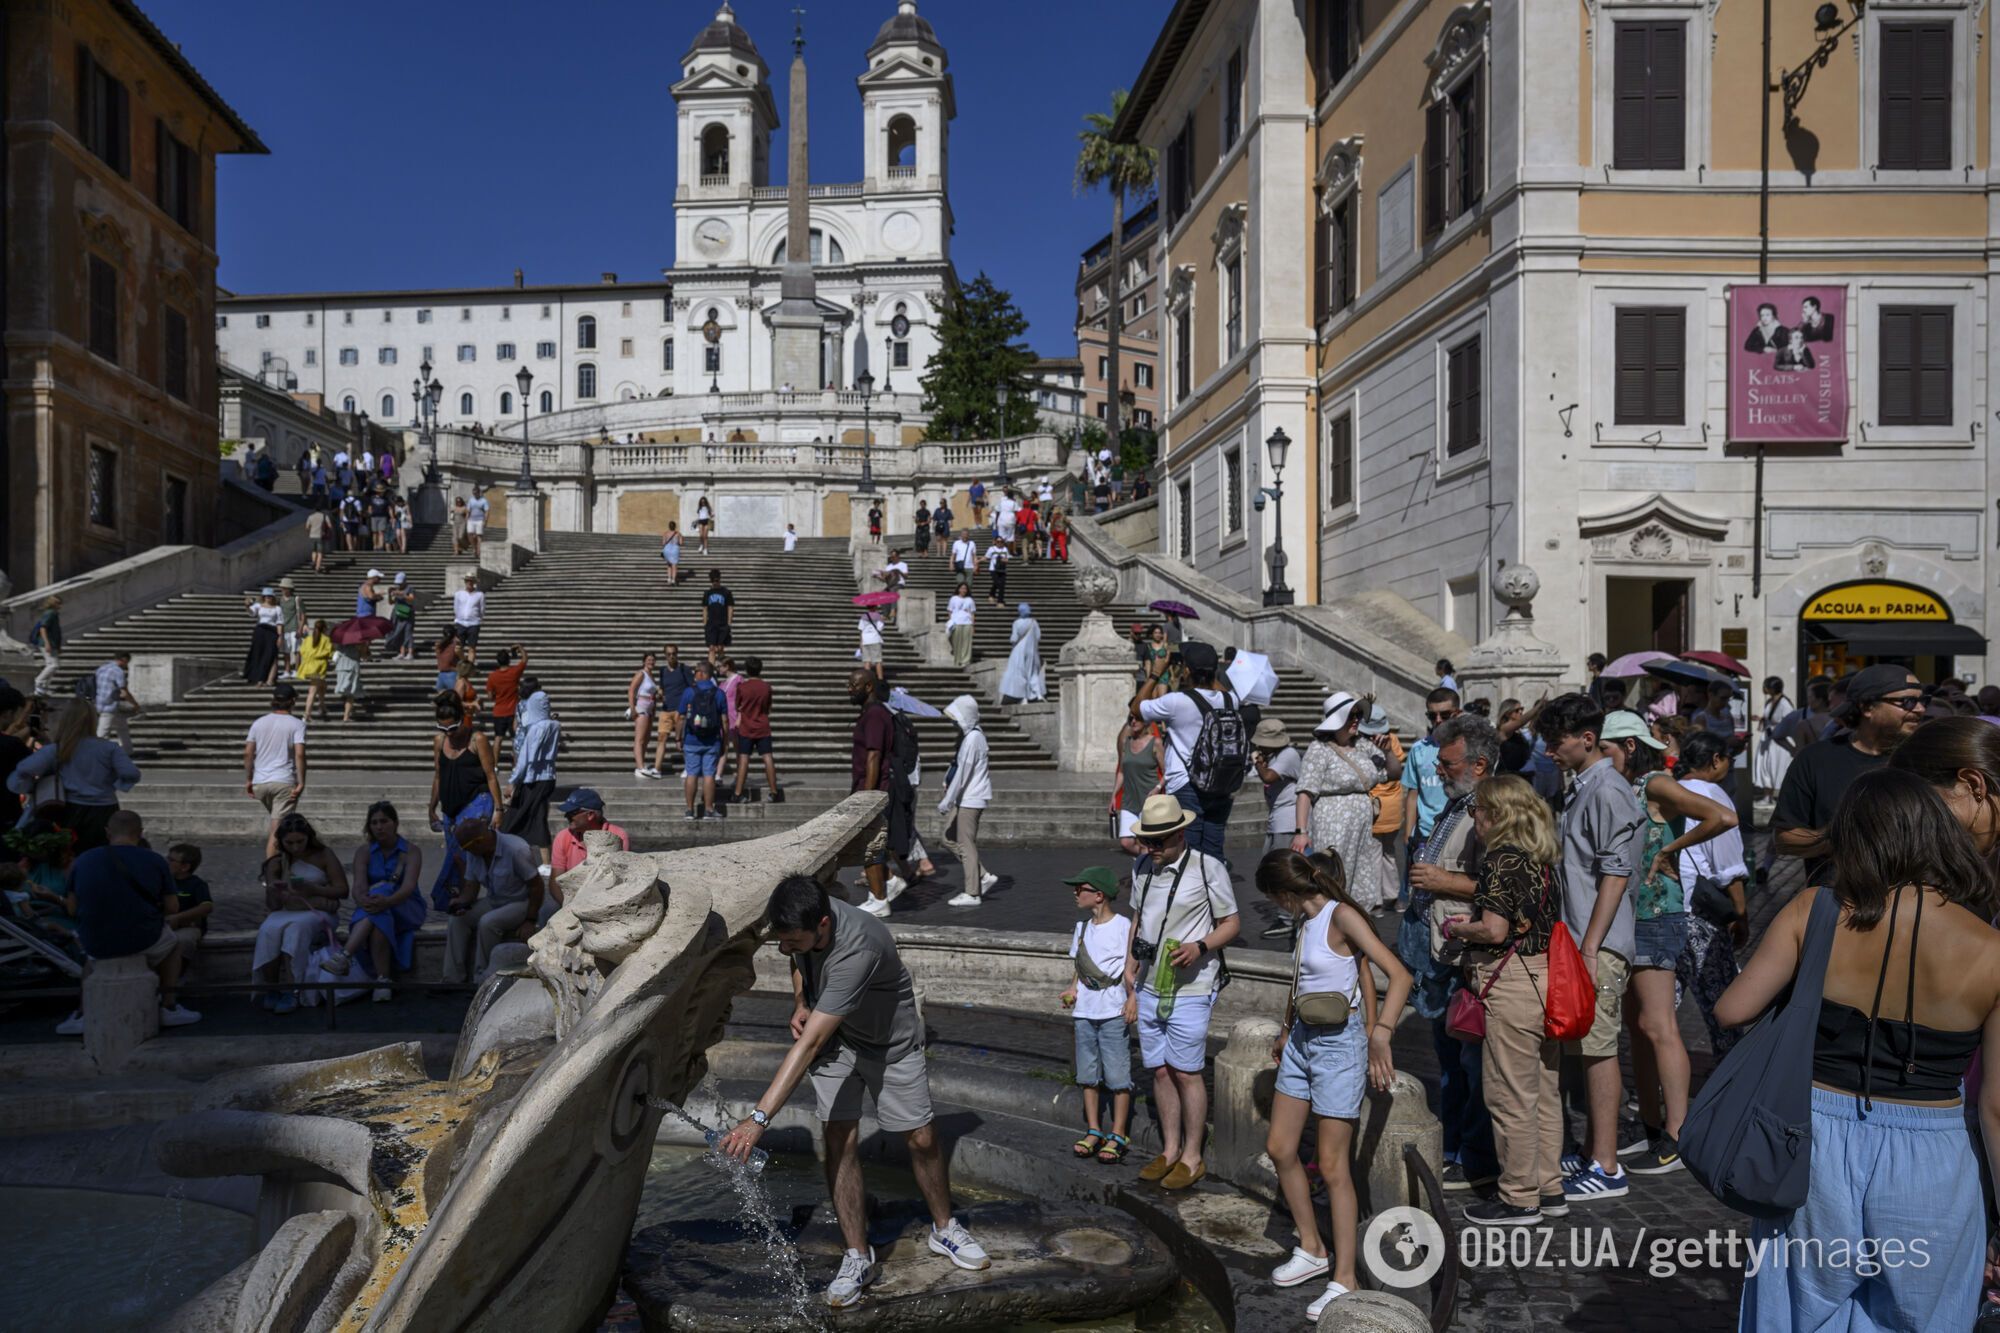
xmin=1796 ymin=580 xmax=1986 ymax=685
xmin=1606 ymin=577 xmax=1691 ymax=657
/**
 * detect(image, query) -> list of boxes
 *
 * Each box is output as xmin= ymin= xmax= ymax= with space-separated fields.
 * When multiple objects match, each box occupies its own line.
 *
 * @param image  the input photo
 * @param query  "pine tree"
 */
xmin=919 ymin=274 xmax=1041 ymax=441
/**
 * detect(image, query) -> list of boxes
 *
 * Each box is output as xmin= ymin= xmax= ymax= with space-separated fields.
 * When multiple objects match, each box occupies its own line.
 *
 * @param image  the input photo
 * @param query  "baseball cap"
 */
xmin=1180 ymin=641 xmax=1219 ymax=673
xmin=1848 ymin=663 xmax=1920 ymax=704
xmin=1062 ymin=866 xmax=1120 ymax=899
xmin=1600 ymin=710 xmax=1666 ymax=750
xmin=366 ymin=568 xmax=384 ymax=579
xmin=559 ymin=788 xmax=605 ymax=815
xmin=271 ymin=683 xmax=298 ymax=703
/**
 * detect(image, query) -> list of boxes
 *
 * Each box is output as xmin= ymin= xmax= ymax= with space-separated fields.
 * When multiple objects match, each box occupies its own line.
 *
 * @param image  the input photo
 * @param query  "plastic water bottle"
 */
xmin=1152 ymin=937 xmax=1183 ymax=1019
xmin=705 ymin=1126 xmax=770 ymax=1177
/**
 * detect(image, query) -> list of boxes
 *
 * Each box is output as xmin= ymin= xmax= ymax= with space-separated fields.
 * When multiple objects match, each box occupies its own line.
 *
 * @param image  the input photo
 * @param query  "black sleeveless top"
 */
xmin=1811 ymin=888 xmax=1980 ymax=1104
xmin=436 ymin=741 xmax=485 ymax=817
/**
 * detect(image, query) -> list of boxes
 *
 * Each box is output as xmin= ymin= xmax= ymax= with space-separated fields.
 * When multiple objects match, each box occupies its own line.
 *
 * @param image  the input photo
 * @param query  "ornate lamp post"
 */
xmin=993 ymin=376 xmax=1013 ymax=490
xmin=703 ymin=315 xmax=722 ymax=395
xmin=513 ymin=365 xmax=536 ymax=491
xmin=853 ymin=328 xmax=875 ymax=493
xmin=1256 ymin=426 xmax=1294 ymax=606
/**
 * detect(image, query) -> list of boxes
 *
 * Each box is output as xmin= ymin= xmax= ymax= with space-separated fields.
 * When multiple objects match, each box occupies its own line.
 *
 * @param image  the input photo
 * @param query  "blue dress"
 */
xmin=354 ymin=837 xmax=426 ymax=971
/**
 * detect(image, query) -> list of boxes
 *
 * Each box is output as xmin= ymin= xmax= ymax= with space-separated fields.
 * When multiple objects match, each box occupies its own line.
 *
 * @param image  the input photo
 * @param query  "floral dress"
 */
xmin=1300 ymin=740 xmax=1388 ymax=908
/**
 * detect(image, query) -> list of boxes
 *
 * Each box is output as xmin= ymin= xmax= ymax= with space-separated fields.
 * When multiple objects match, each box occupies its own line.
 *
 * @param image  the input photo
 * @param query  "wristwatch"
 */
xmin=749 ymin=1108 xmax=771 ymax=1128
xmin=1194 ymin=940 xmax=1208 ymax=957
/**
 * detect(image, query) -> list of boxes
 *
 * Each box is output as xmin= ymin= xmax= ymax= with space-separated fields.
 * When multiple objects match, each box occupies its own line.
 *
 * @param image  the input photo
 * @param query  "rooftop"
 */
xmin=218 ymin=278 xmax=675 ymax=306
xmin=114 ymin=0 xmax=267 ymax=154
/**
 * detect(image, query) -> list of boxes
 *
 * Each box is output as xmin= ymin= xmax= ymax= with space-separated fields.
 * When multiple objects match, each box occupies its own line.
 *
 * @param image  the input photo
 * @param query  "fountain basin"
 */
xmin=625 ymin=1197 xmax=1177 ymax=1332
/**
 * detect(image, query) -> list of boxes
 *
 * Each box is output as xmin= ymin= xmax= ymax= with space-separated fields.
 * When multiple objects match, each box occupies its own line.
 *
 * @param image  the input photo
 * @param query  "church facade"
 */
xmin=213 ymin=2 xmax=956 ymax=444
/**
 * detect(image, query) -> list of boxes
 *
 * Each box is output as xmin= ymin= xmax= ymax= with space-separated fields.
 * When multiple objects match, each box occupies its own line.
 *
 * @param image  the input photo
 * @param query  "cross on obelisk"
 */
xmin=792 ymin=4 xmax=805 ymax=53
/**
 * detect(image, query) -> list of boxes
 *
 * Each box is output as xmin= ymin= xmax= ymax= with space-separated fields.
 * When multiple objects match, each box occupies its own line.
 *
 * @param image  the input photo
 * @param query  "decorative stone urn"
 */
xmin=1456 ymin=562 xmax=1571 ymax=709
xmin=1072 ymin=564 xmax=1119 ymax=611
xmin=1055 ymin=563 xmax=1138 ymax=772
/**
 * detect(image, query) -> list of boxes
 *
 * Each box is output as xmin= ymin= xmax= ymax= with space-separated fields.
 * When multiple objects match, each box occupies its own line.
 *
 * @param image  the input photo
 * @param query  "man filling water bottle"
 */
xmin=719 ymin=875 xmax=990 ymax=1308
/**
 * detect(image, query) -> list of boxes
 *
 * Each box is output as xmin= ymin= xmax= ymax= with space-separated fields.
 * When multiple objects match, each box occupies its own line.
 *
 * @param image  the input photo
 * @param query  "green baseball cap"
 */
xmin=1062 ymin=866 xmax=1120 ymax=899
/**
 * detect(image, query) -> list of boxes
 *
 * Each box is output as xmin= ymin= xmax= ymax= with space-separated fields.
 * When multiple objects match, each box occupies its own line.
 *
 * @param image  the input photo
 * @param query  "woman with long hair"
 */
xmin=629 ymin=651 xmax=661 ymax=778
xmin=1256 ymin=847 xmax=1411 ymax=1319
xmin=1670 ymin=730 xmax=1752 ymax=1058
xmin=660 ymin=522 xmax=682 ymax=585
xmin=1598 ymin=710 xmax=1735 ymax=1175
xmin=1293 ymin=693 xmax=1388 ymax=909
xmin=243 ymin=588 xmax=283 ymax=685
xmin=946 ymin=581 xmax=977 ymax=668
xmin=426 ymin=691 xmax=502 ymax=910
xmin=693 ymin=494 xmax=713 ymax=554
xmin=1441 ymin=774 xmax=1566 ymax=1224
xmin=252 ymin=813 xmax=348 ymax=1014
xmin=298 ymin=620 xmax=335 ymax=722
xmin=1754 ymin=675 xmax=1796 ymax=797
xmin=1722 ymin=769 xmax=2000 ymax=1330
xmin=1115 ymin=711 xmax=1164 ymax=856
xmin=4 ymin=696 xmax=138 ymax=851
xmin=329 ymin=800 xmax=425 ymax=1003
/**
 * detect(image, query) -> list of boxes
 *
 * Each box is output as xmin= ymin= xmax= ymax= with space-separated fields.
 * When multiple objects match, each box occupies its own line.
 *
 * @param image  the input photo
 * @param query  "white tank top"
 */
xmin=636 ymin=673 xmax=659 ymax=708
xmin=1295 ymin=898 xmax=1360 ymax=1001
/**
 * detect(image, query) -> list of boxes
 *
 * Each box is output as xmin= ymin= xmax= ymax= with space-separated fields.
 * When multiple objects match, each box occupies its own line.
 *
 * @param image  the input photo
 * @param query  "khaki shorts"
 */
xmin=1564 ymin=948 xmax=1631 ymax=1060
xmin=810 ymin=1042 xmax=933 ymax=1132
xmin=139 ymin=923 xmax=179 ymax=968
xmin=253 ymin=780 xmax=299 ymax=818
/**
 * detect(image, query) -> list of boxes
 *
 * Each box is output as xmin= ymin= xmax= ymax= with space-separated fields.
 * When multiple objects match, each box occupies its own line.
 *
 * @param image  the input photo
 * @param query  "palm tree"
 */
xmin=1075 ymin=89 xmax=1158 ymax=459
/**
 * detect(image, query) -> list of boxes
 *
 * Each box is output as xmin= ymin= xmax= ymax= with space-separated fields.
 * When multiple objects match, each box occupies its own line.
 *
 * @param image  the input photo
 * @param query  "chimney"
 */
xmin=601 ymin=272 xmax=618 ymax=284
xmin=513 ymin=268 xmax=524 ymax=289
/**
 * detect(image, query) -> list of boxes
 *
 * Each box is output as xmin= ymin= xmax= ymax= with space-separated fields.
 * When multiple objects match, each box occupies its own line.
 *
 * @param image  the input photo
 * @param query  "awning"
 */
xmin=1803 ymin=621 xmax=1988 ymax=656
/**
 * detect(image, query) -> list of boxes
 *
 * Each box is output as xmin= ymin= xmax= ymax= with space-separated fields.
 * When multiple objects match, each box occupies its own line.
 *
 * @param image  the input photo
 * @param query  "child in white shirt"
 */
xmin=1061 ymin=866 xmax=1135 ymax=1164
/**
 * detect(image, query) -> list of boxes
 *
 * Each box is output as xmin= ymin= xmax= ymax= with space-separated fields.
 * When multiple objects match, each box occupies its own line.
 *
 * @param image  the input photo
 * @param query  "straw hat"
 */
xmin=1250 ymin=718 xmax=1293 ymax=750
xmin=1133 ymin=793 xmax=1197 ymax=839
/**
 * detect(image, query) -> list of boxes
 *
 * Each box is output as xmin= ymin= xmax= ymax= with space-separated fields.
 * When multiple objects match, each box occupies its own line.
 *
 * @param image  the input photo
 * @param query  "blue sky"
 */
xmin=144 ymin=0 xmax=1164 ymax=355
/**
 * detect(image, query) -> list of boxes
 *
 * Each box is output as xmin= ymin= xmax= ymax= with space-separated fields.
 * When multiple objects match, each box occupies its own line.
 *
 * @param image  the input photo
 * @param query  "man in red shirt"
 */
xmin=547 ymin=789 xmax=630 ymax=919
xmin=850 ymin=669 xmax=898 ymax=917
xmin=732 ymin=656 xmax=781 ymax=805
xmin=484 ymin=645 xmax=529 ymax=756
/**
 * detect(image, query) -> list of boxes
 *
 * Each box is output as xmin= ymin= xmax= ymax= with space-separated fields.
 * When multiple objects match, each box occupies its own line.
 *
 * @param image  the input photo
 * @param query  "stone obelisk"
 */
xmin=768 ymin=13 xmax=825 ymax=392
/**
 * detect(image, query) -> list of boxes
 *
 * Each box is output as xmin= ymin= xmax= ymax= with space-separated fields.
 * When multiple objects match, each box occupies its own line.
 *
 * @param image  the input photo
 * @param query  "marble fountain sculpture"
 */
xmin=152 ymin=795 xmax=886 ymax=1333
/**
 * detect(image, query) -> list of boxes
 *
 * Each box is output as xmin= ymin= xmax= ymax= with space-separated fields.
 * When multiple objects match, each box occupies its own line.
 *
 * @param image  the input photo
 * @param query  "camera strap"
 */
xmin=1135 ymin=852 xmax=1201 ymax=966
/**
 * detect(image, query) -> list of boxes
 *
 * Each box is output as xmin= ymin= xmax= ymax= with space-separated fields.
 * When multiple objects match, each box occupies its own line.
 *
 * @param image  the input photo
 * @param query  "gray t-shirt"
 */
xmin=1557 ymin=758 xmax=1644 ymax=963
xmin=464 ymin=832 xmax=539 ymax=908
xmin=797 ymin=899 xmax=921 ymax=1061
xmin=1262 ymin=745 xmax=1302 ymax=835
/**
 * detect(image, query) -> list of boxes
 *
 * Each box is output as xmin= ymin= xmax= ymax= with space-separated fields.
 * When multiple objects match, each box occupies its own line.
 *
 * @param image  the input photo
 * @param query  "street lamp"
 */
xmin=513 ymin=365 xmax=536 ymax=491
xmin=1254 ymin=426 xmax=1294 ymax=606
xmin=703 ymin=315 xmax=722 ymax=395
xmin=993 ymin=376 xmax=1013 ymax=489
xmin=854 ymin=329 xmax=875 ymax=494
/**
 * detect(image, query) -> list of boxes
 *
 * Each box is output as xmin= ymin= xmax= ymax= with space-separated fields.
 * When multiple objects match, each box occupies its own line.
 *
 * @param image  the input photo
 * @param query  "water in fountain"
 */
xmin=649 ymin=1087 xmax=817 ymax=1327
xmin=447 ymin=968 xmax=520 ymax=1083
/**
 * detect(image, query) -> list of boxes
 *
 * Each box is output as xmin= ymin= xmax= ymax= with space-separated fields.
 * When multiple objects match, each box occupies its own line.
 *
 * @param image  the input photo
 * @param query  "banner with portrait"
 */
xmin=1727 ymin=284 xmax=1847 ymax=442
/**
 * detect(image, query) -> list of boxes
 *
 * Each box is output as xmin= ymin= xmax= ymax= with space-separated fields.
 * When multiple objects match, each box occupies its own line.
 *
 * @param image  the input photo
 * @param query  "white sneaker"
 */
xmin=634 ymin=767 xmax=650 ymax=779
xmin=979 ymin=871 xmax=999 ymax=891
xmin=1305 ymin=1280 xmax=1350 ymax=1320
xmin=55 ymin=1010 xmax=84 ymax=1036
xmin=856 ymin=895 xmax=891 ymax=918
xmin=1271 ymin=1246 xmax=1329 ymax=1287
xmin=827 ymin=1247 xmax=877 ymax=1308
xmin=946 ymin=892 xmax=982 ymax=908
xmin=884 ymin=874 xmax=910 ymax=900
xmin=928 ymin=1217 xmax=990 ymax=1270
xmin=372 ymin=987 xmax=394 ymax=1003
xmin=159 ymin=1004 xmax=203 ymax=1028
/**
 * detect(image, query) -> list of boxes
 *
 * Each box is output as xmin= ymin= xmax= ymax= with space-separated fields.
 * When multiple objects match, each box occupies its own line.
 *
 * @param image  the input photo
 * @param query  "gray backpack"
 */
xmin=1679 ymin=887 xmax=1837 ymax=1218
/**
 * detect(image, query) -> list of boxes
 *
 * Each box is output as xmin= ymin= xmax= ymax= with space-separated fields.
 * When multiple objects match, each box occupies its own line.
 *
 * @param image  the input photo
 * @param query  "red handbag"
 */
xmin=1541 ymin=920 xmax=1597 ymax=1042
xmin=1445 ymin=964 xmax=1503 ymax=1043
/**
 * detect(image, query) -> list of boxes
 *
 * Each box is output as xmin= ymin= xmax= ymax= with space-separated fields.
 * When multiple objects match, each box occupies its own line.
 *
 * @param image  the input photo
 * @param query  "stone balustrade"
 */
xmin=486 ymin=386 xmax=930 ymax=444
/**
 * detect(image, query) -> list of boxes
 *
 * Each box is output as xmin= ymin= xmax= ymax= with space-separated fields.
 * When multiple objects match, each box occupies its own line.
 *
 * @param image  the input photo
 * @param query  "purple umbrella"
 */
xmin=1149 ymin=599 xmax=1199 ymax=619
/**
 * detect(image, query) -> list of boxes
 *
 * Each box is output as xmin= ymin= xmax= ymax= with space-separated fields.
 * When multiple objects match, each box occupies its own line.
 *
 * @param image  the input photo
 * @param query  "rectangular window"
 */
xmin=163 ymin=476 xmax=188 ymax=544
xmin=496 ymin=342 xmax=516 ymax=360
xmin=1223 ymin=446 xmax=1244 ymax=536
xmin=1134 ymin=363 xmax=1154 ymax=389
xmin=417 ymin=309 xmax=432 ymax=324
xmin=537 ymin=341 xmax=556 ymax=359
xmin=1879 ymin=305 xmax=1953 ymax=426
xmin=421 ymin=345 xmax=433 ymax=363
xmin=1135 ymin=408 xmax=1153 ymax=427
xmin=87 ymin=444 xmax=116 ymax=527
xmin=1445 ymin=335 xmax=1483 ymax=455
xmin=1315 ymin=196 xmax=1358 ymax=323
xmin=339 ymin=347 xmax=358 ymax=366
xmin=457 ymin=344 xmax=476 ymax=362
xmin=1173 ymin=305 xmax=1192 ymax=400
xmin=1098 ymin=355 xmax=1109 ymax=379
xmin=1326 ymin=411 xmax=1355 ymax=512
xmin=153 ymin=121 xmax=198 ymax=231
xmin=541 ymin=304 xmax=552 ymax=317
xmin=1096 ymin=402 xmax=1108 ymax=420
xmin=163 ymin=306 xmax=189 ymax=401
xmin=303 ymin=348 xmax=317 ymax=366
xmin=378 ymin=347 xmax=398 ymax=365
xmin=1164 ymin=116 xmax=1195 ymax=228
xmin=1423 ymin=69 xmax=1484 ymax=237
xmin=1613 ymin=307 xmax=1686 ymax=424
xmin=460 ymin=308 xmax=471 ymax=321
xmin=343 ymin=311 xmax=353 ymax=325
xmin=255 ymin=313 xmax=270 ymax=329
xmin=1224 ymin=256 xmax=1243 ymax=357
xmin=74 ymin=46 xmax=130 ymax=175
xmin=1224 ymin=48 xmax=1245 ymax=149
xmin=893 ymin=340 xmax=910 ymax=369
xmin=1314 ymin=0 xmax=1357 ymax=90
xmin=260 ymin=349 xmax=273 ymax=368
xmin=1880 ymin=23 xmax=1952 ymax=170
xmin=663 ymin=338 xmax=675 ymax=370
xmin=305 ymin=312 xmax=315 ymax=327
xmin=620 ymin=338 xmax=634 ymax=357
xmin=87 ymin=255 xmax=118 ymax=362
xmin=217 ymin=315 xmax=227 ymax=329
xmin=1177 ymin=478 xmax=1193 ymax=559
xmin=1132 ymin=295 xmax=1148 ymax=318
xmin=501 ymin=306 xmax=511 ymax=321
xmin=1613 ymin=22 xmax=1686 ymax=170
xmin=704 ymin=343 xmax=722 ymax=374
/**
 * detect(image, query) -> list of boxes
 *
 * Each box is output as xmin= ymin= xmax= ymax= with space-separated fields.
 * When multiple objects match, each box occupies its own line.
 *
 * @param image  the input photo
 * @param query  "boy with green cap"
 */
xmin=1060 ymin=865 xmax=1134 ymax=1164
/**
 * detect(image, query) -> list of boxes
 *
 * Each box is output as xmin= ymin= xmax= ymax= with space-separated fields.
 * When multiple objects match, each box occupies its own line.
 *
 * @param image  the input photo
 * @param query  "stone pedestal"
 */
xmin=506 ymin=487 xmax=543 ymax=555
xmin=848 ymin=493 xmax=885 ymax=557
xmin=408 ymin=481 xmax=447 ymax=526
xmin=1055 ymin=567 xmax=1136 ymax=772
xmin=83 ymin=955 xmax=159 ymax=1072
xmin=1456 ymin=564 xmax=1573 ymax=711
xmin=893 ymin=589 xmax=954 ymax=666
xmin=1357 ymin=1070 xmax=1444 ymax=1216
xmin=1319 ymin=1290 xmax=1430 ymax=1333
xmin=1212 ymin=1017 xmax=1282 ymax=1189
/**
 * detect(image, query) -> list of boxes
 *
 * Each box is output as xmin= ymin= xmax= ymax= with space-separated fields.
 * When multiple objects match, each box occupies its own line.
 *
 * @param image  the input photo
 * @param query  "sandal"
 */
xmin=1072 ymin=1131 xmax=1105 ymax=1159
xmin=1096 ymin=1133 xmax=1130 ymax=1165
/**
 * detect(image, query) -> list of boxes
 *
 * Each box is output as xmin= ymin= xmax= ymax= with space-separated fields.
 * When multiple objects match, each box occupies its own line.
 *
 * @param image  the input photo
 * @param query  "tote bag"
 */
xmin=1541 ymin=921 xmax=1597 ymax=1043
xmin=1679 ymin=887 xmax=1838 ymax=1218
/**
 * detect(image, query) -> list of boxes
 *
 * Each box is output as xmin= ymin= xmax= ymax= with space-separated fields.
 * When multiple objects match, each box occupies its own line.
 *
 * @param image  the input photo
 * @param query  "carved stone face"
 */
xmin=559 ymin=835 xmax=667 ymax=964
xmin=1495 ymin=564 xmax=1540 ymax=611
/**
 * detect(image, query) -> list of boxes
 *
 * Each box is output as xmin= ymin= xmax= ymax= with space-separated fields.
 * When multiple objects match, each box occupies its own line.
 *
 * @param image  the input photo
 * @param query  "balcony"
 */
xmin=886 ymin=164 xmax=917 ymax=180
xmin=750 ymin=183 xmax=865 ymax=200
xmin=698 ymin=173 xmax=731 ymax=188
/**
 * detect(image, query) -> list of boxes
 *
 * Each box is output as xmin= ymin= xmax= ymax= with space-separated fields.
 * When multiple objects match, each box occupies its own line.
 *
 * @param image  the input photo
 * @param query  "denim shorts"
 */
xmin=1136 ymin=988 xmax=1216 ymax=1074
xmin=683 ymin=739 xmax=722 ymax=778
xmin=1073 ymin=1015 xmax=1133 ymax=1092
xmin=1632 ymin=912 xmax=1689 ymax=970
xmin=1274 ymin=1017 xmax=1367 ymax=1119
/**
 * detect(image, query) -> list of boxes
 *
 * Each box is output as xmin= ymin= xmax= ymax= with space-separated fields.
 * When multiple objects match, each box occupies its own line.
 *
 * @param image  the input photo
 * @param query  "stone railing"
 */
xmin=750 ymin=182 xmax=864 ymax=200
xmin=489 ymin=387 xmax=932 ymax=443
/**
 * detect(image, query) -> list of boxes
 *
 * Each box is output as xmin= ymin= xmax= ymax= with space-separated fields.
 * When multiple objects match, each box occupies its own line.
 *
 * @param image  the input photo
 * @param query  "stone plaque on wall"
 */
xmin=716 ymin=494 xmax=784 ymax=538
xmin=1377 ymin=164 xmax=1414 ymax=275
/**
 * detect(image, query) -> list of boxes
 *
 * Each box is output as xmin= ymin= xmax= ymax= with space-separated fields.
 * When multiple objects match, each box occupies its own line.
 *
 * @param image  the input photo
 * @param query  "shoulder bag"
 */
xmin=1679 ymin=887 xmax=1839 ymax=1218
xmin=1290 ymin=909 xmax=1357 ymax=1028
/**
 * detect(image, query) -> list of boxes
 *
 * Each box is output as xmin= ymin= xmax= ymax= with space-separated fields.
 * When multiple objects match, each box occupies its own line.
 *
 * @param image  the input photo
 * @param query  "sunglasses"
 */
xmin=1877 ymin=695 xmax=1926 ymax=712
xmin=1427 ymin=709 xmax=1459 ymax=722
xmin=1137 ymin=835 xmax=1170 ymax=848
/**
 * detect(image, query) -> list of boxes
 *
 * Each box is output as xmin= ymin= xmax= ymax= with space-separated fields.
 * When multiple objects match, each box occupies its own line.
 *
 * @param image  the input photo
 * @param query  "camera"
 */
xmin=1131 ymin=940 xmax=1157 ymax=965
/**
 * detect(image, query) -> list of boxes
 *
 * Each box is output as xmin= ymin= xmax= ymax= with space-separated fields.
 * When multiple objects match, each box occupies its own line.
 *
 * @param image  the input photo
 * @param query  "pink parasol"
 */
xmin=330 ymin=615 xmax=392 ymax=646
xmin=852 ymin=591 xmax=900 ymax=608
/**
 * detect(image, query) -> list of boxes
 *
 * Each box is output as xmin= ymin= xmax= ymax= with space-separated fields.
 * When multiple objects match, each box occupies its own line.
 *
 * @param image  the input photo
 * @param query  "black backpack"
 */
xmin=1181 ymin=687 xmax=1249 ymax=798
xmin=888 ymin=710 xmax=922 ymax=785
xmin=686 ymin=684 xmax=723 ymax=742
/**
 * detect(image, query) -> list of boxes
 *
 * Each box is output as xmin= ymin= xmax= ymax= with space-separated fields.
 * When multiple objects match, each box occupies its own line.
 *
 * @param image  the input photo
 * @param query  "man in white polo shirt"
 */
xmin=243 ymin=684 xmax=308 ymax=829
xmin=453 ymin=573 xmax=486 ymax=650
xmin=465 ymin=494 xmax=490 ymax=556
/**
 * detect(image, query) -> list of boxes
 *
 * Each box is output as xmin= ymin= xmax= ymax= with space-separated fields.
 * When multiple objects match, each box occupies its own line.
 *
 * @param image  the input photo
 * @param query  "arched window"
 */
xmin=577 ymin=314 xmax=596 ymax=349
xmin=886 ymin=114 xmax=918 ymax=175
xmin=577 ymin=362 xmax=597 ymax=398
xmin=459 ymin=391 xmax=475 ymax=416
xmin=380 ymin=393 xmax=395 ymax=418
xmin=342 ymin=394 xmax=356 ymax=414
xmin=772 ymin=229 xmax=845 ymax=266
xmin=539 ymin=389 xmax=553 ymax=413
xmin=499 ymin=391 xmax=513 ymax=416
xmin=699 ymin=124 xmax=731 ymax=181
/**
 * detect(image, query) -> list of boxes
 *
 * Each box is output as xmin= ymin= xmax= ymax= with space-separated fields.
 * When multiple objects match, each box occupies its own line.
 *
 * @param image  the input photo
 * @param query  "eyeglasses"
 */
xmin=1877 ymin=695 xmax=1926 ymax=712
